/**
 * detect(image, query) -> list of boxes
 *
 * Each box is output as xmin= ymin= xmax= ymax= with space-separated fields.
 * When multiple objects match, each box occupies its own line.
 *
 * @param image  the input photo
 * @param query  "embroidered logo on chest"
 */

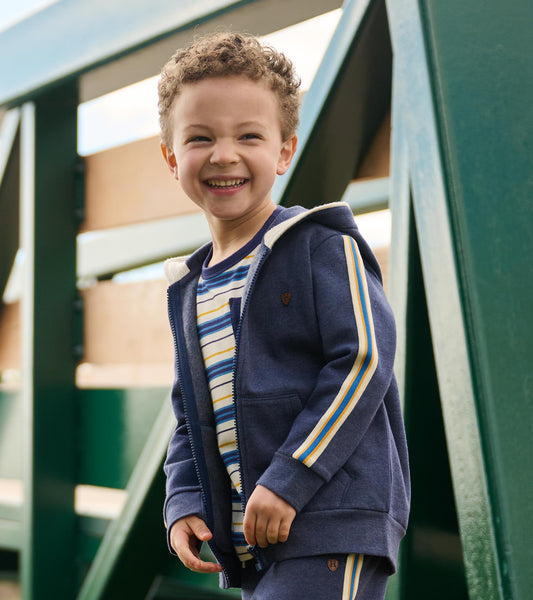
xmin=327 ymin=558 xmax=339 ymax=572
xmin=281 ymin=292 xmax=292 ymax=306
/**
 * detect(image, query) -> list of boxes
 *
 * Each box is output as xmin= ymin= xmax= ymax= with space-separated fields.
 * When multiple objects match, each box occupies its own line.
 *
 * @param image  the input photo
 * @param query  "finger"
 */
xmin=278 ymin=515 xmax=293 ymax=543
xmin=188 ymin=516 xmax=213 ymax=542
xmin=254 ymin=514 xmax=269 ymax=548
xmin=177 ymin=546 xmax=222 ymax=574
xmin=243 ymin=508 xmax=257 ymax=546
xmin=266 ymin=517 xmax=281 ymax=545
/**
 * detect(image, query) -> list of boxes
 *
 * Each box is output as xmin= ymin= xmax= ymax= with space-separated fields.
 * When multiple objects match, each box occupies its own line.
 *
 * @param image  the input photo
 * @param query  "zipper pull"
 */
xmin=246 ymin=545 xmax=267 ymax=572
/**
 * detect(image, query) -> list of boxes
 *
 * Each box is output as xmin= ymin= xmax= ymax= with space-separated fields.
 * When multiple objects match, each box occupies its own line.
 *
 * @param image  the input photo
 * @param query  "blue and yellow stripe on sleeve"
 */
xmin=292 ymin=235 xmax=378 ymax=468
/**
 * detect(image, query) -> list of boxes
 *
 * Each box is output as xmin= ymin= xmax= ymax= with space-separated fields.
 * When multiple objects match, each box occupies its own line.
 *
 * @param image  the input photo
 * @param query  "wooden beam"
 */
xmin=83 ymin=136 xmax=198 ymax=231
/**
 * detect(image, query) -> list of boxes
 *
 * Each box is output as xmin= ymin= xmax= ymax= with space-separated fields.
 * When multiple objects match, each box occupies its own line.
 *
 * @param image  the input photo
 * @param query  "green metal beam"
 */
xmin=387 ymin=0 xmax=533 ymax=598
xmin=416 ymin=5 xmax=533 ymax=597
xmin=77 ymin=214 xmax=210 ymax=280
xmin=78 ymin=388 xmax=167 ymax=489
xmin=76 ymin=397 xmax=175 ymax=599
xmin=387 ymin=0 xmax=501 ymax=594
xmin=0 ymin=0 xmax=344 ymax=107
xmin=341 ymin=177 xmax=389 ymax=215
xmin=0 ymin=0 xmax=264 ymax=107
xmin=76 ymin=394 xmax=239 ymax=598
xmin=383 ymin=60 xmax=411 ymax=600
xmin=274 ymin=0 xmax=391 ymax=209
xmin=78 ymin=0 xmax=343 ymax=104
xmin=19 ymin=81 xmax=79 ymax=599
xmin=0 ymin=504 xmax=22 ymax=552
xmin=0 ymin=110 xmax=20 ymax=300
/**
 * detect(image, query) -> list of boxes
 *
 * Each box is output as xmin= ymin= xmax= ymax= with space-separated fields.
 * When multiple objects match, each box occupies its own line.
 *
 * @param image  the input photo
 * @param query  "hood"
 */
xmin=164 ymin=202 xmax=359 ymax=285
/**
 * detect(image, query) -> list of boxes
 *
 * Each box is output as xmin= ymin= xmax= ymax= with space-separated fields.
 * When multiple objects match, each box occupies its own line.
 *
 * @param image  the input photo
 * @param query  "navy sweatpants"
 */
xmin=241 ymin=554 xmax=389 ymax=600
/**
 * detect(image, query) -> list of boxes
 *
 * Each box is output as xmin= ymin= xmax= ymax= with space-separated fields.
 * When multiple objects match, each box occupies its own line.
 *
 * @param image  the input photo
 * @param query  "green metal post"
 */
xmin=415 ymin=4 xmax=533 ymax=597
xmin=387 ymin=0 xmax=533 ymax=598
xmin=19 ymin=80 xmax=79 ymax=599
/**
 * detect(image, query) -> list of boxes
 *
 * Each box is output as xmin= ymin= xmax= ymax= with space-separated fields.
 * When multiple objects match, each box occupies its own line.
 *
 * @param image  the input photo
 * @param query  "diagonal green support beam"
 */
xmin=387 ymin=0 xmax=533 ymax=598
xmin=77 ymin=393 xmax=238 ymax=598
xmin=386 ymin=1 xmax=501 ymax=597
xmin=274 ymin=0 xmax=391 ymax=209
xmin=76 ymin=396 xmax=174 ymax=599
xmin=0 ymin=109 xmax=20 ymax=300
xmin=387 ymin=62 xmax=468 ymax=600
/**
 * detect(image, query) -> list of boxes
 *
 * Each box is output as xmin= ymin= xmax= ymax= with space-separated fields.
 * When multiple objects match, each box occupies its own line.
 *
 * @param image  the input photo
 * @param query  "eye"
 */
xmin=186 ymin=135 xmax=211 ymax=143
xmin=240 ymin=133 xmax=262 ymax=141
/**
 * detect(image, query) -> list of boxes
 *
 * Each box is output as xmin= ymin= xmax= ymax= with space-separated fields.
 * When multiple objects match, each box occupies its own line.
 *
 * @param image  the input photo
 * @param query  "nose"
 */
xmin=210 ymin=139 xmax=239 ymax=166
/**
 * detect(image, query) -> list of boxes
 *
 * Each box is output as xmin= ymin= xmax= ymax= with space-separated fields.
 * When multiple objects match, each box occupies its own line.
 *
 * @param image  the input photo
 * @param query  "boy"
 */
xmin=159 ymin=32 xmax=409 ymax=599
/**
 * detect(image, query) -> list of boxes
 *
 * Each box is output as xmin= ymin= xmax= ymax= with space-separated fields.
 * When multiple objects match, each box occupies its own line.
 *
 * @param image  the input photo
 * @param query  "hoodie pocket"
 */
xmin=341 ymin=409 xmax=392 ymax=513
xmin=238 ymin=393 xmax=302 ymax=496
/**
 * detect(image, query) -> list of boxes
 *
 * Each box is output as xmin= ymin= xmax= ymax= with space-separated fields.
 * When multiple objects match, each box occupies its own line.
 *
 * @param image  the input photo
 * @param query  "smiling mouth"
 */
xmin=205 ymin=178 xmax=247 ymax=189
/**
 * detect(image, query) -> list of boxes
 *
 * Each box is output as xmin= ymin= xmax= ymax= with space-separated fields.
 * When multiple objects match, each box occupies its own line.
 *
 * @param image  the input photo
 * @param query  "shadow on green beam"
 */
xmin=274 ymin=0 xmax=391 ymax=210
xmin=399 ymin=205 xmax=468 ymax=599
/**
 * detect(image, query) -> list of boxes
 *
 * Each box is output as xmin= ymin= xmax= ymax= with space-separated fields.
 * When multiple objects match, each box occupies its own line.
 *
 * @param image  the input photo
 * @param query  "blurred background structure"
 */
xmin=0 ymin=0 xmax=531 ymax=598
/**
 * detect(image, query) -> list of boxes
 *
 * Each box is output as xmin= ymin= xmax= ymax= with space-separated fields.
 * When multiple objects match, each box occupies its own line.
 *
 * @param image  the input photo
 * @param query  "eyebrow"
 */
xmin=238 ymin=120 xmax=265 ymax=127
xmin=183 ymin=120 xmax=267 ymax=130
xmin=182 ymin=124 xmax=209 ymax=130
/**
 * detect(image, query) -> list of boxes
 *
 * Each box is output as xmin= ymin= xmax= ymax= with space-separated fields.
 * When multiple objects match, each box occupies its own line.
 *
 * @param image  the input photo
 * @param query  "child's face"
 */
xmin=162 ymin=75 xmax=297 ymax=226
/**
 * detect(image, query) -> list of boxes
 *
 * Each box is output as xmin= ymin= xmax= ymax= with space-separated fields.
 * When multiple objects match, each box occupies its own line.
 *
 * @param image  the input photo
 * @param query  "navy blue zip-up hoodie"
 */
xmin=164 ymin=202 xmax=410 ymax=589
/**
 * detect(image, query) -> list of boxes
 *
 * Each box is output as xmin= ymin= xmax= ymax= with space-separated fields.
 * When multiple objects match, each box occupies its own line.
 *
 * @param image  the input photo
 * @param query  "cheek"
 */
xmin=177 ymin=154 xmax=200 ymax=180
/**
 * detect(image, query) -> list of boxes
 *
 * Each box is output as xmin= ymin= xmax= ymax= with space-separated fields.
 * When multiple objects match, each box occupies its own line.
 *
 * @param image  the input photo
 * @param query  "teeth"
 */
xmin=207 ymin=178 xmax=245 ymax=188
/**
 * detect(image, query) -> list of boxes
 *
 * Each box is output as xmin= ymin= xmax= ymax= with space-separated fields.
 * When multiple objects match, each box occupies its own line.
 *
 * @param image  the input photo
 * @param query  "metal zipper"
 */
xmin=232 ymin=246 xmax=270 ymax=571
xmin=167 ymin=286 xmax=232 ymax=585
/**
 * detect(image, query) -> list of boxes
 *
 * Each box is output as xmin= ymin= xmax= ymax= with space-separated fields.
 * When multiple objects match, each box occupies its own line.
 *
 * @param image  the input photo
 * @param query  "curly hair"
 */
xmin=158 ymin=32 xmax=301 ymax=146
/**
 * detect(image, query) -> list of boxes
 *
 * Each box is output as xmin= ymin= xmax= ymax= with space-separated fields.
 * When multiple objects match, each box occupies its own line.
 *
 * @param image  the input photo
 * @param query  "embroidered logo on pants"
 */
xmin=281 ymin=292 xmax=292 ymax=306
xmin=327 ymin=558 xmax=339 ymax=572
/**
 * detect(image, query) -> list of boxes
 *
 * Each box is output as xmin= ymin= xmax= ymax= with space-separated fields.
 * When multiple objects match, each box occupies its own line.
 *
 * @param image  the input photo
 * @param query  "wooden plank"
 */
xmin=2 ymin=243 xmax=388 ymax=382
xmin=82 ymin=279 xmax=173 ymax=365
xmin=83 ymin=135 xmax=199 ymax=231
xmin=0 ymin=302 xmax=20 ymax=372
xmin=373 ymin=246 xmax=389 ymax=291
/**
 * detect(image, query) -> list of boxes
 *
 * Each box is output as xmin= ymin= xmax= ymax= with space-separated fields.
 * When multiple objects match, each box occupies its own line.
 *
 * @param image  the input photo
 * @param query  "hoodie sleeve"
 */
xmin=256 ymin=232 xmax=397 ymax=512
xmin=163 ymin=380 xmax=206 ymax=553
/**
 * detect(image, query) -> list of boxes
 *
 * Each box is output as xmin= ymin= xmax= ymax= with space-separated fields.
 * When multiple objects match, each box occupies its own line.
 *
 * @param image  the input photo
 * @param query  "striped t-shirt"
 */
xmin=196 ymin=208 xmax=281 ymax=561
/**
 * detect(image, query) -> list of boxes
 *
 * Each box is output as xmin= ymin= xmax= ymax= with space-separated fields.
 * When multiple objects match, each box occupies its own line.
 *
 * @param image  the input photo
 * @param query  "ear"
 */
xmin=161 ymin=143 xmax=179 ymax=180
xmin=276 ymin=135 xmax=298 ymax=176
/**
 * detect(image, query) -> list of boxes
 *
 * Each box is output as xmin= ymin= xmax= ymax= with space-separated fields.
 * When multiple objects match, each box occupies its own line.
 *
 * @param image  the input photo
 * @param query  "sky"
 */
xmin=0 ymin=0 xmax=58 ymax=33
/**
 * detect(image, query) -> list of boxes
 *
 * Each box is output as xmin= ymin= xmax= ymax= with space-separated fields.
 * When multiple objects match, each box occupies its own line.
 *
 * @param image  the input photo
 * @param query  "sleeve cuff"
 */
xmin=164 ymin=489 xmax=205 ymax=555
xmin=256 ymin=452 xmax=326 ymax=512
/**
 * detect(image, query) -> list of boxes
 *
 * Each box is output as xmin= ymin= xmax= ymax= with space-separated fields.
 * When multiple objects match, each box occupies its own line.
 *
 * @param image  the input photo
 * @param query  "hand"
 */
xmin=169 ymin=515 xmax=222 ymax=574
xmin=243 ymin=485 xmax=296 ymax=548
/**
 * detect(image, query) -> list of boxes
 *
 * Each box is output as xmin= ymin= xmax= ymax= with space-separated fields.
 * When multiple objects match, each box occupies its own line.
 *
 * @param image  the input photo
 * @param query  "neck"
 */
xmin=206 ymin=202 xmax=277 ymax=266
